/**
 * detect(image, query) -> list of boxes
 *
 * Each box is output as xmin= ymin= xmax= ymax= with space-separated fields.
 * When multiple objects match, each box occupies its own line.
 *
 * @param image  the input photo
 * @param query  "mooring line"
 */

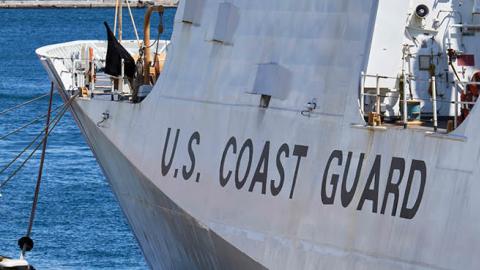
xmin=0 ymin=103 xmax=67 ymax=176
xmin=25 ymin=83 xmax=54 ymax=248
xmin=0 ymin=93 xmax=50 ymax=116
xmin=0 ymin=104 xmax=64 ymax=141
xmin=0 ymin=93 xmax=78 ymax=190
xmin=0 ymin=104 xmax=68 ymax=190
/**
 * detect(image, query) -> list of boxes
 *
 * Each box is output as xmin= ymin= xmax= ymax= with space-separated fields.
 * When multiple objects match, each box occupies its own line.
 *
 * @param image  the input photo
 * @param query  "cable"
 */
xmin=25 ymin=83 xmax=54 ymax=246
xmin=114 ymin=0 xmax=119 ymax=36
xmin=0 ymin=103 xmax=67 ymax=176
xmin=145 ymin=38 xmax=158 ymax=49
xmin=0 ymin=105 xmax=67 ymax=190
xmin=0 ymin=104 xmax=63 ymax=141
xmin=125 ymin=0 xmax=141 ymax=48
xmin=0 ymin=93 xmax=49 ymax=116
xmin=0 ymin=94 xmax=77 ymax=190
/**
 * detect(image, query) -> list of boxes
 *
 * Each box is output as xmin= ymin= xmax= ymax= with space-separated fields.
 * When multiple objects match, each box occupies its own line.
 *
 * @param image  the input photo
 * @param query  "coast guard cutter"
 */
xmin=36 ymin=0 xmax=480 ymax=269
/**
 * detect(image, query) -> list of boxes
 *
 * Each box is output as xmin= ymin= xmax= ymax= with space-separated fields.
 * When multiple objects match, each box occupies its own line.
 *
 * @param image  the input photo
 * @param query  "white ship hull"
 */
xmin=56 ymin=93 xmax=480 ymax=270
xmin=70 ymin=102 xmax=265 ymax=269
xmin=36 ymin=0 xmax=480 ymax=269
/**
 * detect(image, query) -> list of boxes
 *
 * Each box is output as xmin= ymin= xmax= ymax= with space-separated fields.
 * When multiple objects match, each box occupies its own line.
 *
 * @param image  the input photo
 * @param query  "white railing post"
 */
xmin=90 ymin=61 xmax=95 ymax=93
xmin=454 ymin=80 xmax=458 ymax=129
xmin=88 ymin=47 xmax=95 ymax=94
xmin=401 ymin=44 xmax=409 ymax=129
xmin=119 ymin=58 xmax=125 ymax=93
xmin=403 ymin=73 xmax=408 ymax=129
xmin=432 ymin=76 xmax=438 ymax=132
xmin=71 ymin=60 xmax=76 ymax=91
xmin=376 ymin=74 xmax=381 ymax=115
xmin=360 ymin=71 xmax=365 ymax=116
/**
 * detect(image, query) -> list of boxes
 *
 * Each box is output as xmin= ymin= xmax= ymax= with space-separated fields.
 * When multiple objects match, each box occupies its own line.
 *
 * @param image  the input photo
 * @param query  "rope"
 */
xmin=0 ymin=130 xmax=45 ymax=176
xmin=0 ymin=104 xmax=63 ymax=141
xmin=0 ymin=94 xmax=77 ymax=190
xmin=153 ymin=24 xmax=162 ymax=67
xmin=125 ymin=0 xmax=141 ymax=48
xmin=0 ymin=93 xmax=49 ymax=116
xmin=449 ymin=62 xmax=464 ymax=89
xmin=25 ymin=83 xmax=54 ymax=245
xmin=145 ymin=38 xmax=159 ymax=49
xmin=114 ymin=0 xmax=119 ymax=36
xmin=0 ymin=103 xmax=67 ymax=176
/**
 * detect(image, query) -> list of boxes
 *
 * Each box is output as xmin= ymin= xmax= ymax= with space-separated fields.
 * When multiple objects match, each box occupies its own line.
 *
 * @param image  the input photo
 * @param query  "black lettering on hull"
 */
xmin=183 ymin=132 xmax=200 ymax=181
xmin=161 ymin=128 xmax=180 ymax=176
xmin=321 ymin=150 xmax=427 ymax=220
xmin=400 ymin=160 xmax=427 ymax=219
xmin=341 ymin=152 xmax=364 ymax=208
xmin=357 ymin=155 xmax=381 ymax=213
xmin=271 ymin=144 xmax=289 ymax=196
xmin=220 ymin=137 xmax=237 ymax=187
xmin=218 ymin=138 xmax=308 ymax=199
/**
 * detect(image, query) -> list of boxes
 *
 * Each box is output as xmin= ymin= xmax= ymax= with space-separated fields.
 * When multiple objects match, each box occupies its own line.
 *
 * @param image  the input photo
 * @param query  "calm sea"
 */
xmin=0 ymin=7 xmax=176 ymax=269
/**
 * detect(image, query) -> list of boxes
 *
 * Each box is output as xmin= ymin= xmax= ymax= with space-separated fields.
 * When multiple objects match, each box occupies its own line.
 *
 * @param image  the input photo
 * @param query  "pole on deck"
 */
xmin=432 ymin=76 xmax=438 ymax=132
xmin=454 ymin=81 xmax=458 ymax=129
xmin=360 ymin=71 xmax=365 ymax=117
xmin=403 ymin=73 xmax=408 ymax=129
xmin=375 ymin=74 xmax=380 ymax=115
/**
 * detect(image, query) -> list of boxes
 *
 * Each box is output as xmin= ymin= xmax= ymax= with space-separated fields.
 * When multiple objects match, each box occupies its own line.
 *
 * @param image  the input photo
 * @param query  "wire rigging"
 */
xmin=0 ymin=102 xmax=68 ymax=176
xmin=0 ymin=93 xmax=50 ymax=117
xmin=24 ymin=83 xmax=54 ymax=252
xmin=0 ymin=93 xmax=77 ymax=190
xmin=125 ymin=0 xmax=141 ymax=48
xmin=0 ymin=104 xmax=64 ymax=141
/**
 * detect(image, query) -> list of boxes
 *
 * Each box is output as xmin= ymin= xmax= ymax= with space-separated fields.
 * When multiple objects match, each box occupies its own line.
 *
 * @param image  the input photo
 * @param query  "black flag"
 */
xmin=104 ymin=22 xmax=136 ymax=78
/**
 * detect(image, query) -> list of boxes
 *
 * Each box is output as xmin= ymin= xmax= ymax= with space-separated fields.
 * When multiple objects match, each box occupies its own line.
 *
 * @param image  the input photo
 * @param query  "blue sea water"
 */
xmin=0 ymin=7 xmax=176 ymax=269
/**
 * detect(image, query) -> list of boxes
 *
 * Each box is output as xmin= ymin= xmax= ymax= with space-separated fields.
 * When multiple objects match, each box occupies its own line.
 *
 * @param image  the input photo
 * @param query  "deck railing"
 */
xmin=359 ymin=72 xmax=476 ymax=132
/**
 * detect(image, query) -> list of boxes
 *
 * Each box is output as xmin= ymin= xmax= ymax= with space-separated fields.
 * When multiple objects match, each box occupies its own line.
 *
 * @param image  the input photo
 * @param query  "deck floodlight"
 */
xmin=415 ymin=4 xmax=429 ymax=18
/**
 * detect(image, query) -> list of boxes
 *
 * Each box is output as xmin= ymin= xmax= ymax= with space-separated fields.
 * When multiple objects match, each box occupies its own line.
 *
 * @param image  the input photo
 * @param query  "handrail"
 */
xmin=452 ymin=79 xmax=479 ymax=129
xmin=359 ymin=72 xmax=447 ymax=132
xmin=360 ymin=71 xmax=480 ymax=132
xmin=360 ymin=73 xmax=400 ymax=122
xmin=402 ymin=73 xmax=408 ymax=128
xmin=431 ymin=76 xmax=438 ymax=132
xmin=362 ymin=73 xmax=396 ymax=80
